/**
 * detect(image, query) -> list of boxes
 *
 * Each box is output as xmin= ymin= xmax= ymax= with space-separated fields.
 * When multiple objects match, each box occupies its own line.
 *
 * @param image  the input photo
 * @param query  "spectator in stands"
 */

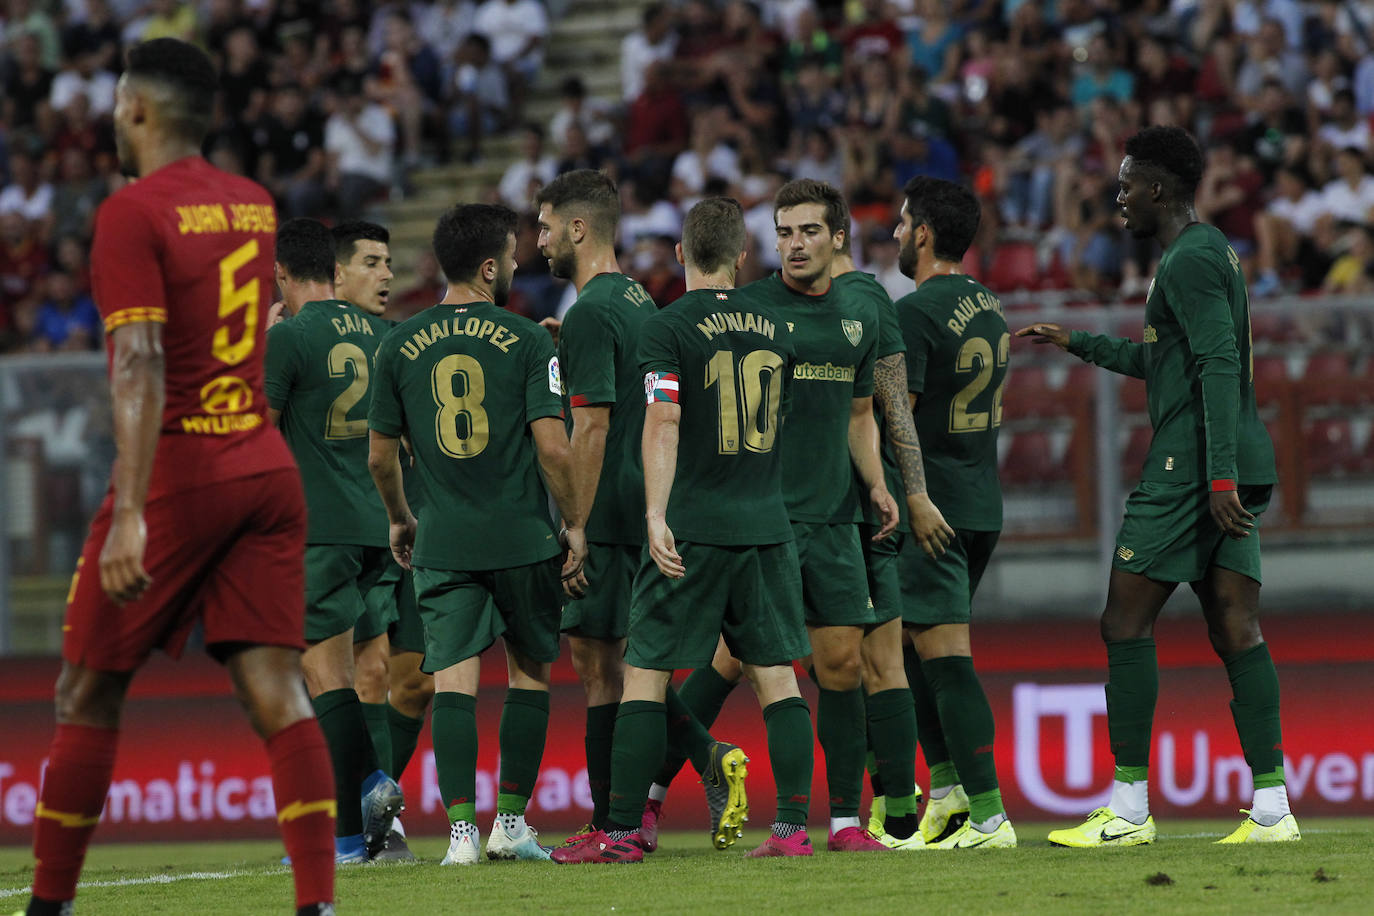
xmin=1132 ymin=37 xmax=1196 ymax=127
xmin=30 ymin=270 xmax=99 ymax=352
xmin=864 ymin=226 xmax=911 ymax=301
xmin=778 ymin=5 xmax=843 ymax=85
xmin=669 ymin=106 xmax=743 ymax=205
xmin=324 ymin=73 xmax=396 ymax=218
xmin=0 ymin=149 xmax=53 ymax=232
xmin=0 ymin=210 xmax=47 ymax=344
xmin=251 ymin=83 xmax=328 ymax=219
xmin=632 ymin=232 xmax=685 ymax=308
xmin=449 ymin=32 xmax=509 ymax=163
xmin=1001 ymin=104 xmax=1082 ymax=230
xmin=1316 ymin=89 xmax=1370 ymax=155
xmin=1197 ymin=143 xmax=1266 ymax=259
xmin=844 ymin=0 xmax=904 ymax=64
xmin=1234 ymin=79 xmax=1307 ymax=181
xmin=418 ymin=0 xmax=477 ymax=66
xmin=622 ymin=59 xmax=688 ymax=177
xmin=137 ymin=0 xmax=199 ymax=45
xmin=473 ymin=0 xmax=549 ymax=122
xmin=48 ymin=44 xmax=117 ymax=118
xmin=1253 ymin=164 xmax=1326 ymax=296
xmin=392 ymin=249 xmax=447 ymax=319
xmin=498 ymin=123 xmax=557 ymax=212
xmin=555 ymin=122 xmax=610 ymax=174
xmin=785 ymin=55 xmax=848 ymax=135
xmin=1318 ymin=146 xmax=1374 ymax=226
xmin=1071 ymin=34 xmax=1135 ymax=114
xmin=49 ymin=147 xmax=107 ymax=243
xmin=4 ymin=0 xmax=61 ymax=68
xmin=617 ymin=175 xmax=681 ymax=255
xmin=889 ymin=123 xmax=960 ymax=186
xmin=1321 ymin=225 xmax=1374 ymax=295
xmin=219 ymin=25 xmax=270 ymax=130
xmin=621 ymin=2 xmax=676 ymax=102
xmin=59 ymin=0 xmax=120 ymax=73
xmin=904 ymin=0 xmax=963 ymax=87
xmin=1235 ymin=17 xmax=1309 ymax=104
xmin=369 ymin=10 xmax=443 ymax=167
xmin=2 ymin=32 xmax=54 ymax=130
xmin=793 ymin=128 xmax=845 ymax=191
xmin=548 ymin=75 xmax=615 ymax=151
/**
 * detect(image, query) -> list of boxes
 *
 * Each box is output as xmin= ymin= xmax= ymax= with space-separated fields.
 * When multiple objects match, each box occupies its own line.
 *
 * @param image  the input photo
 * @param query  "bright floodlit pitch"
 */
xmin=2 ymin=820 xmax=1371 ymax=914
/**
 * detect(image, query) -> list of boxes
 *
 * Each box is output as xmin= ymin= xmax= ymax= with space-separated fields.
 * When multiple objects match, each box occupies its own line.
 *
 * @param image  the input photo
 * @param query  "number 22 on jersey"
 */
xmin=949 ymin=332 xmax=1009 ymax=433
xmin=705 ymin=349 xmax=784 ymax=454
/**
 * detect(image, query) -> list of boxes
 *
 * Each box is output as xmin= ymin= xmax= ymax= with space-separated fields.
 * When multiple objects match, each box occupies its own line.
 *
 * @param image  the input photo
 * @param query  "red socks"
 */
xmin=267 ymin=718 xmax=336 ymax=910
xmin=30 ymin=724 xmax=119 ymax=903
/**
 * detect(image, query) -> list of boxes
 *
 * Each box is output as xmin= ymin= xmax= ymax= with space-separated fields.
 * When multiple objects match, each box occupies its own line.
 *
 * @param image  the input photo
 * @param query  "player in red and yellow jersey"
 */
xmin=25 ymin=39 xmax=336 ymax=916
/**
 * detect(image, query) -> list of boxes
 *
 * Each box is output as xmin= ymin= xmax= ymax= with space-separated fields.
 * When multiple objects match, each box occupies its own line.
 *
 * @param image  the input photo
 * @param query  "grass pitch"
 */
xmin=2 ymin=820 xmax=1371 ymax=914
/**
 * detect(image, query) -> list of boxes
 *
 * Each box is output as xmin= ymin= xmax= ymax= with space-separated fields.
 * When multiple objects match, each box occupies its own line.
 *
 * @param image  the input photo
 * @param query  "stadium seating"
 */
xmin=984 ymin=241 xmax=1039 ymax=293
xmin=1000 ymin=430 xmax=1067 ymax=484
xmin=1304 ymin=418 xmax=1360 ymax=478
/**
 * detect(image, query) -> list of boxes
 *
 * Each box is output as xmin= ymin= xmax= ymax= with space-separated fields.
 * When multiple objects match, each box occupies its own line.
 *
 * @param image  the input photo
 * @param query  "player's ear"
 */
xmin=674 ymin=242 xmax=685 ymax=267
xmin=273 ymin=261 xmax=288 ymax=289
xmin=568 ymin=216 xmax=586 ymax=244
xmin=481 ymin=256 xmax=497 ymax=284
xmin=734 ymin=248 xmax=748 ymax=272
xmin=833 ymin=229 xmax=845 ymax=252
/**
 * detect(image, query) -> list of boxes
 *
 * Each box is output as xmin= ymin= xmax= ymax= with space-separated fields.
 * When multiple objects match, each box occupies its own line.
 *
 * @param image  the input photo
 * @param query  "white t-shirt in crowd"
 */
xmin=324 ymin=105 xmax=396 ymax=185
xmin=473 ymin=0 xmax=548 ymax=66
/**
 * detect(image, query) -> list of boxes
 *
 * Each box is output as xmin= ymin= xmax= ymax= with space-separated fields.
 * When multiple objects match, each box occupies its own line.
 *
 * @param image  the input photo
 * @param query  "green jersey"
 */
xmin=638 ymin=287 xmax=795 ymax=546
xmin=265 ymin=299 xmax=390 ymax=546
xmin=368 ymin=301 xmax=565 ymax=571
xmin=897 ymin=274 xmax=1007 ymax=531
xmin=745 ymin=272 xmax=878 ymax=523
xmin=558 ymin=272 xmax=657 ymax=545
xmin=831 ymin=271 xmax=908 ymax=529
xmin=1070 ymin=223 xmax=1275 ymax=486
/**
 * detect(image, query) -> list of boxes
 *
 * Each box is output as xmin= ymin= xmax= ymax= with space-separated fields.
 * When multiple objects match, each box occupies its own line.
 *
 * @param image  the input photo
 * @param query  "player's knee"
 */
xmin=813 ymin=654 xmax=863 ymax=691
xmin=571 ymin=640 xmax=623 ymax=691
xmin=54 ymin=666 xmax=127 ymax=728
xmin=354 ymin=652 xmax=389 ymax=701
xmin=1206 ymin=617 xmax=1262 ymax=657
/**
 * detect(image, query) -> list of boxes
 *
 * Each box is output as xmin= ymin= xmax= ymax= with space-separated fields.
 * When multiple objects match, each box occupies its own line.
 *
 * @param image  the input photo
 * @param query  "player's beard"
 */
xmin=493 ymin=266 xmax=513 ymax=308
xmin=547 ymin=234 xmax=576 ymax=280
xmin=898 ymin=234 xmax=918 ymax=278
xmin=114 ymin=124 xmax=139 ymax=178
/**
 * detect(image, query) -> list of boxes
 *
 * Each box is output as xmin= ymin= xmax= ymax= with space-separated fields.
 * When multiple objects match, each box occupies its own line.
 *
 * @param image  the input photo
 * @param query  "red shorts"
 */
xmin=63 ymin=468 xmax=307 ymax=671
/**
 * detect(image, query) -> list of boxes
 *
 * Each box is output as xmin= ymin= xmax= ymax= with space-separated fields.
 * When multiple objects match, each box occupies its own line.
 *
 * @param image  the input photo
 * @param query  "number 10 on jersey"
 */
xmin=704 ymin=349 xmax=785 ymax=455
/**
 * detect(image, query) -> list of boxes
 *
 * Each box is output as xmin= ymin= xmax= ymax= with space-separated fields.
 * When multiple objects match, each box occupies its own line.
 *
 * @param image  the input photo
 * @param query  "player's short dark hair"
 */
xmin=1123 ymin=125 xmax=1204 ymax=198
xmin=124 ymin=38 xmax=218 ymax=143
xmin=332 ymin=220 xmax=390 ymax=265
xmin=901 ymin=176 xmax=980 ymax=262
xmin=534 ymin=169 xmax=620 ymax=241
xmin=681 ymin=197 xmax=746 ymax=275
xmin=432 ymin=203 xmax=518 ymax=284
xmin=773 ymin=178 xmax=848 ymax=239
xmin=275 ymin=218 xmax=335 ymax=284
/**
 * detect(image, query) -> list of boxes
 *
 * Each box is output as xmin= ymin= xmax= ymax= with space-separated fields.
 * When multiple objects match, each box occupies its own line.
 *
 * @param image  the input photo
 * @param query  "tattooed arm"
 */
xmin=874 ymin=352 xmax=955 ymax=557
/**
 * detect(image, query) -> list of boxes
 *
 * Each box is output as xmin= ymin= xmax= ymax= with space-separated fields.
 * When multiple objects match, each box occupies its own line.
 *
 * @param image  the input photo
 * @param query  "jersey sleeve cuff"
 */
xmin=1209 ymin=478 xmax=1237 ymax=492
xmin=369 ymin=420 xmax=403 ymax=438
xmin=103 ymin=307 xmax=168 ymax=333
xmin=568 ymin=393 xmax=614 ymax=408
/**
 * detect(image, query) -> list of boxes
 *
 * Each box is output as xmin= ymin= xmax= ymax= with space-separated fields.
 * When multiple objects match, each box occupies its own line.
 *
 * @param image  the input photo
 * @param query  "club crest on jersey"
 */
xmin=841 ymin=319 xmax=863 ymax=347
xmin=644 ymin=371 xmax=680 ymax=405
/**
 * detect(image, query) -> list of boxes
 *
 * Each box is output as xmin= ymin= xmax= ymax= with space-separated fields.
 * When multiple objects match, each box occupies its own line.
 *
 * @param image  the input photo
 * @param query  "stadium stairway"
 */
xmin=381 ymin=0 xmax=655 ymax=268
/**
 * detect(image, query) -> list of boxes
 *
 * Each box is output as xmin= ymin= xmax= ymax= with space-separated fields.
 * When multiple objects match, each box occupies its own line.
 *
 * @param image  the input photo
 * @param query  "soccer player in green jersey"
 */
xmin=554 ymin=198 xmax=815 ymax=863
xmin=832 ymin=229 xmax=955 ymax=849
xmin=368 ymin=203 xmax=588 ymax=865
xmin=1020 ymin=126 xmax=1298 ymax=847
xmin=264 ymin=218 xmax=403 ymax=863
xmin=892 ymin=177 xmax=1016 ymax=849
xmin=535 ymin=170 xmax=743 ymax=846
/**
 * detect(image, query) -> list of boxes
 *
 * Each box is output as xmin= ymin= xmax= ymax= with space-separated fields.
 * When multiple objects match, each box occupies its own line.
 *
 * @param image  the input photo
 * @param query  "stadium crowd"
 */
xmin=4 ymin=0 xmax=1374 ymax=353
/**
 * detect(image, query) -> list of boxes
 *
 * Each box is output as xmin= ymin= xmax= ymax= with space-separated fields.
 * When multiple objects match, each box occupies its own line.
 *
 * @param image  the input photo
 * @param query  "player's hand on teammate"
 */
xmin=906 ymin=492 xmax=955 ymax=557
xmin=646 ymin=515 xmax=685 ymax=579
xmin=389 ymin=514 xmax=417 ymax=569
xmin=267 ymin=300 xmax=288 ymax=328
xmin=560 ymin=525 xmax=589 ymax=597
xmin=100 ymin=508 xmax=152 ymax=604
xmin=1209 ymin=490 xmax=1254 ymax=539
xmin=1014 ymin=322 xmax=1072 ymax=350
xmin=539 ymin=316 xmax=561 ymax=347
xmin=870 ymin=485 xmax=900 ymax=540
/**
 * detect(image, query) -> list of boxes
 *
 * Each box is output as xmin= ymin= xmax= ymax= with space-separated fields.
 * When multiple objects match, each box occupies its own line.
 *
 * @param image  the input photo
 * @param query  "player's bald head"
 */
xmin=122 ymin=38 xmax=218 ymax=144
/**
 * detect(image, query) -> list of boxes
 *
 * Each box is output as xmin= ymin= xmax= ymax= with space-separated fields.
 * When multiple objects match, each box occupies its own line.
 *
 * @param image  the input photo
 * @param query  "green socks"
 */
xmin=817 ymin=686 xmax=866 ymax=818
xmin=386 ymin=704 xmax=425 ymax=780
xmin=653 ymin=666 xmax=738 ymax=788
xmin=584 ymin=703 xmax=618 ymax=828
xmin=432 ymin=692 xmax=478 ymax=824
xmin=1223 ymin=642 xmax=1285 ymax=788
xmin=498 ymin=689 xmax=549 ymax=815
xmin=1104 ymin=638 xmax=1158 ymax=770
xmin=360 ymin=701 xmax=393 ymax=777
xmin=664 ymin=686 xmax=715 ymax=776
xmin=607 ymin=701 xmax=666 ymax=828
xmin=906 ymin=643 xmax=951 ymax=771
xmin=763 ymin=697 xmax=813 ymax=825
xmin=311 ymin=688 xmax=372 ymax=836
xmin=865 ymin=688 xmax=917 ymax=804
xmin=929 ymin=760 xmax=959 ymax=792
xmin=923 ymin=656 xmax=1003 ymax=822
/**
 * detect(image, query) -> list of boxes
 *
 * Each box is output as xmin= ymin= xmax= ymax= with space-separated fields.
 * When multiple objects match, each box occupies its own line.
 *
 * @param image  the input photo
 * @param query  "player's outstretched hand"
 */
xmin=100 ymin=508 xmax=151 ymax=604
xmin=539 ymin=316 xmax=561 ymax=347
xmin=561 ymin=525 xmax=589 ymax=597
xmin=647 ymin=516 xmax=685 ymax=579
xmin=906 ymin=492 xmax=955 ymax=557
xmin=1014 ymin=322 xmax=1072 ymax=350
xmin=1209 ymin=490 xmax=1254 ymax=539
xmin=389 ymin=514 xmax=417 ymax=569
xmin=870 ymin=485 xmax=900 ymax=540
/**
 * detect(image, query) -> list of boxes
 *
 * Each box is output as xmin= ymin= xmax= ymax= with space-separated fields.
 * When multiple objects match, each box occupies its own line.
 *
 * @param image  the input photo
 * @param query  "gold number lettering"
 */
xmin=705 ymin=349 xmax=785 ymax=455
xmin=212 ymin=240 xmax=259 ymax=365
xmin=325 ymin=342 xmax=370 ymax=439
xmin=949 ymin=332 xmax=1010 ymax=433
xmin=432 ymin=353 xmax=489 ymax=458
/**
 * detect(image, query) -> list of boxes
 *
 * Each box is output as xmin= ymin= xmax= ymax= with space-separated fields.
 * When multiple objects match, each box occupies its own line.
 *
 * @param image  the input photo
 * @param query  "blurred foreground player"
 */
xmin=1021 ymin=126 xmax=1298 ymax=847
xmin=26 ymin=39 xmax=335 ymax=915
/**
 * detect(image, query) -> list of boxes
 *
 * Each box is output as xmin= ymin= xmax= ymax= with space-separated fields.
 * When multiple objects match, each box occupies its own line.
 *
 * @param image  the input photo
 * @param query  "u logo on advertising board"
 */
xmin=1013 ymin=682 xmax=1112 ymax=816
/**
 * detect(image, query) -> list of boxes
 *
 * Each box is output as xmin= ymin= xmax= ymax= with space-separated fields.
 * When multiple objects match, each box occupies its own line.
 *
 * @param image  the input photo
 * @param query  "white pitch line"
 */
xmin=0 ymin=867 xmax=288 ymax=899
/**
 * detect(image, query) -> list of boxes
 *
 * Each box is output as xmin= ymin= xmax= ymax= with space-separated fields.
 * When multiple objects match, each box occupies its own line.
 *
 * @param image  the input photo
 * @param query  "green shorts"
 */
xmin=626 ymin=541 xmax=809 ymax=670
xmin=388 ymin=568 xmax=426 ymax=653
xmin=1113 ymin=482 xmax=1270 ymax=584
xmin=304 ymin=544 xmax=394 ymax=643
xmin=352 ymin=553 xmax=404 ymax=644
xmin=898 ymin=529 xmax=999 ymax=626
xmin=411 ymin=558 xmax=562 ymax=673
xmin=560 ymin=540 xmax=637 ymax=641
xmin=794 ymin=522 xmax=890 ymax=628
xmin=860 ymin=526 xmax=904 ymax=621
